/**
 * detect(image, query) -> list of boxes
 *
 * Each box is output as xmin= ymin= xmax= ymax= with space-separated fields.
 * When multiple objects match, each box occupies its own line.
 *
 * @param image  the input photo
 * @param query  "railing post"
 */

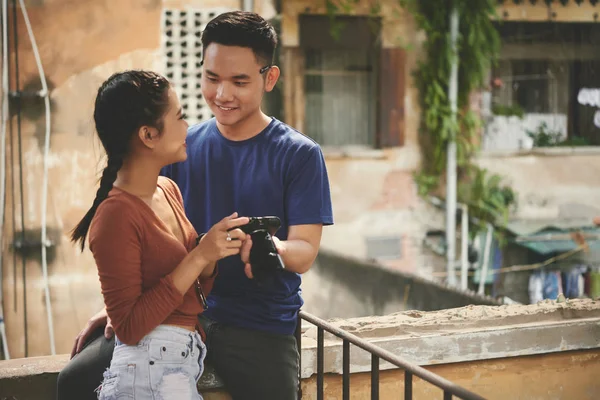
xmin=317 ymin=327 xmax=324 ymax=400
xmin=296 ymin=311 xmax=302 ymax=399
xmin=298 ymin=310 xmax=486 ymax=400
xmin=343 ymin=339 xmax=350 ymax=400
xmin=371 ymin=354 xmax=379 ymax=400
xmin=405 ymin=371 xmax=413 ymax=400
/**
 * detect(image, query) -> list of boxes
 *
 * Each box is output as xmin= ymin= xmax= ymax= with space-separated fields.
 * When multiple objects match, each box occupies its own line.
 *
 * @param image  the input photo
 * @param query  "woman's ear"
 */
xmin=137 ymin=126 xmax=159 ymax=149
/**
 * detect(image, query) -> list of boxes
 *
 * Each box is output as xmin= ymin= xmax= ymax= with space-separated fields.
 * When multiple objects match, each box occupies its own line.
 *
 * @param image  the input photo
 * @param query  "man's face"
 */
xmin=201 ymin=43 xmax=277 ymax=128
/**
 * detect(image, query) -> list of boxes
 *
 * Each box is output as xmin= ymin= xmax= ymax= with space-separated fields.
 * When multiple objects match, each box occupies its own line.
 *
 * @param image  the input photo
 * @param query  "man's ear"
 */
xmin=137 ymin=126 xmax=159 ymax=149
xmin=265 ymin=66 xmax=280 ymax=93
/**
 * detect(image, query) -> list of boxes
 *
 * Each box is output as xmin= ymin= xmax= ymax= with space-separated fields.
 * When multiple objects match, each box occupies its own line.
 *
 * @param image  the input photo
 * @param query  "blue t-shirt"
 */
xmin=161 ymin=117 xmax=333 ymax=335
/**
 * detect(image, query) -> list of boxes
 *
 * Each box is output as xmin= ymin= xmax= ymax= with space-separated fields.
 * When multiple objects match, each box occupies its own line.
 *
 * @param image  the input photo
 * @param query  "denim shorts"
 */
xmin=97 ymin=325 xmax=206 ymax=400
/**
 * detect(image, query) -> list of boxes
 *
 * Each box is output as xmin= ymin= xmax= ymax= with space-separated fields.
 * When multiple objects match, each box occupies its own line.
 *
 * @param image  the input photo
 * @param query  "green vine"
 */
xmin=406 ymin=0 xmax=516 ymax=236
xmin=325 ymin=0 xmax=517 ymax=236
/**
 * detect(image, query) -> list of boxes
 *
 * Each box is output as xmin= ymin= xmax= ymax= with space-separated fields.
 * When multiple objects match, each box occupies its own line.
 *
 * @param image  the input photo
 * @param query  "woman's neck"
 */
xmin=113 ymin=156 xmax=161 ymax=201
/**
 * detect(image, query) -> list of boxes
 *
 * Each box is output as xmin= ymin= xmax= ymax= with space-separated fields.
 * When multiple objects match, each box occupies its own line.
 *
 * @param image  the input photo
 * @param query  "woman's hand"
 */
xmin=194 ymin=212 xmax=249 ymax=263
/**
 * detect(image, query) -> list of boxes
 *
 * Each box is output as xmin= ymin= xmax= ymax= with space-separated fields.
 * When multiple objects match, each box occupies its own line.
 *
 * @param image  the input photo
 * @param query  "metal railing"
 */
xmin=295 ymin=310 xmax=486 ymax=400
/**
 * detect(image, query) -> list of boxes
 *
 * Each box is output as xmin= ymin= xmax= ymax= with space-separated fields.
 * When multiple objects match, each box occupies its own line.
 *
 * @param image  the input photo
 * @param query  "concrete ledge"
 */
xmin=479 ymin=146 xmax=600 ymax=158
xmin=0 ymin=353 xmax=226 ymax=393
xmin=299 ymin=298 xmax=600 ymax=377
xmin=1 ymin=299 xmax=599 ymax=399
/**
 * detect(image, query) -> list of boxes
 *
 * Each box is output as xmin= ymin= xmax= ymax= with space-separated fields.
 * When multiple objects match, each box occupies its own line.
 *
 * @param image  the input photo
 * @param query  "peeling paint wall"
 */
xmin=476 ymin=150 xmax=600 ymax=221
xmin=0 ymin=0 xmax=239 ymax=358
xmin=299 ymin=349 xmax=600 ymax=400
xmin=302 ymin=0 xmax=600 ymax=277
xmin=6 ymin=0 xmax=598 ymax=361
xmin=281 ymin=0 xmax=445 ymax=277
xmin=301 ymin=250 xmax=498 ymax=320
xmin=1 ymin=0 xmax=441 ymax=360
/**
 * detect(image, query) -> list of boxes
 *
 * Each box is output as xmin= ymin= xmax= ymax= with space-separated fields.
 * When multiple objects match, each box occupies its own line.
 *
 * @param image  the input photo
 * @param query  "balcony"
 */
xmin=1 ymin=298 xmax=598 ymax=399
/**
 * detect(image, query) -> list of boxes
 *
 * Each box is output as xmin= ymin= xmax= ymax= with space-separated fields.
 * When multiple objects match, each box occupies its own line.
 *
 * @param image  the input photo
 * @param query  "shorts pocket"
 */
xmin=98 ymin=364 xmax=136 ymax=399
xmin=148 ymin=339 xmax=190 ymax=364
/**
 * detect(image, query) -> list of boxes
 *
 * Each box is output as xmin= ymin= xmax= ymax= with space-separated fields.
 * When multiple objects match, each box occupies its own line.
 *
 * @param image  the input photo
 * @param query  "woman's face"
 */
xmin=153 ymin=87 xmax=189 ymax=165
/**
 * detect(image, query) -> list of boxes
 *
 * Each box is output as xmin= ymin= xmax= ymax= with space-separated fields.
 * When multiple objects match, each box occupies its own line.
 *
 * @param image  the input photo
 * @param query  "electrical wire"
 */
xmin=18 ymin=0 xmax=56 ymax=355
xmin=0 ymin=3 xmax=7 ymax=293
xmin=431 ymin=245 xmax=584 ymax=278
xmin=0 ymin=0 xmax=11 ymax=361
xmin=11 ymin=0 xmax=28 ymax=358
xmin=11 ymin=0 xmax=29 ymax=357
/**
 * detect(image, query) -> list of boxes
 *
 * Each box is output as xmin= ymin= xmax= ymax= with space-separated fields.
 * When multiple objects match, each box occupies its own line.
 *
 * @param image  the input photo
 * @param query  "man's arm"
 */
xmin=275 ymin=224 xmax=323 ymax=274
xmin=242 ymin=142 xmax=332 ymax=278
xmin=241 ymin=223 xmax=322 ymax=277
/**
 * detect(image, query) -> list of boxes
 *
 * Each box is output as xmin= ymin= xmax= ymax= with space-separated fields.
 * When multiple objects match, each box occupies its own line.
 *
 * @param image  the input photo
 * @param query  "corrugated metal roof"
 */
xmin=506 ymin=219 xmax=600 ymax=255
xmin=505 ymin=218 xmax=597 ymax=237
xmin=517 ymin=237 xmax=600 ymax=255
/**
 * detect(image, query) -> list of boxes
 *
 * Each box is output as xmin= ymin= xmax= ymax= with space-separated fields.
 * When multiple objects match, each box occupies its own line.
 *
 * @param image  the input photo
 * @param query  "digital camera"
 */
xmin=233 ymin=216 xmax=285 ymax=282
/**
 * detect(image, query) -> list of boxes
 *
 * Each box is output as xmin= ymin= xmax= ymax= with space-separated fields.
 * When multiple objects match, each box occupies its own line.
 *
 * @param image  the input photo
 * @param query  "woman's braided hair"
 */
xmin=71 ymin=70 xmax=171 ymax=251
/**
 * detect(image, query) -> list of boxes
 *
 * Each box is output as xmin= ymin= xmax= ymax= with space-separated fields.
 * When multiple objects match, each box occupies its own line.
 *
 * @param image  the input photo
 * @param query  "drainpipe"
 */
xmin=478 ymin=223 xmax=494 ymax=296
xmin=460 ymin=204 xmax=469 ymax=290
xmin=242 ymin=0 xmax=253 ymax=12
xmin=445 ymin=6 xmax=459 ymax=287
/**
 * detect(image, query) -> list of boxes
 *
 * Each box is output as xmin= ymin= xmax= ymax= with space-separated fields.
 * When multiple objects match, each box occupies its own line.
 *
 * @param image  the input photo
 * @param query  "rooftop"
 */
xmin=1 ymin=298 xmax=598 ymax=399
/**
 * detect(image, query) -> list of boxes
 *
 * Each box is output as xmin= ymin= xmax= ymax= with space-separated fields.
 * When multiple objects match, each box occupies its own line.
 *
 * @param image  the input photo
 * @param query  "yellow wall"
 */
xmin=1 ymin=0 xmax=240 ymax=359
xmin=202 ymin=349 xmax=600 ymax=400
xmin=498 ymin=1 xmax=600 ymax=22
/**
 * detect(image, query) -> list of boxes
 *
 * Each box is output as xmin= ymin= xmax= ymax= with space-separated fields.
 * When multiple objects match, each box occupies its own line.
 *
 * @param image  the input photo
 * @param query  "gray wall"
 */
xmin=301 ymin=250 xmax=499 ymax=320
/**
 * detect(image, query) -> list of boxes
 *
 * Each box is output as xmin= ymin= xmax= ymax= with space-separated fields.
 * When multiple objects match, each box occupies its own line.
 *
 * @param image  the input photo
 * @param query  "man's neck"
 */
xmin=217 ymin=111 xmax=272 ymax=142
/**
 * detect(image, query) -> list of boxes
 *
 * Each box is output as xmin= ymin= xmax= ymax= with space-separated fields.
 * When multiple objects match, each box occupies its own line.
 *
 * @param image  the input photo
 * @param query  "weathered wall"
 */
xmin=301 ymin=249 xmax=498 ymax=320
xmin=497 ymin=1 xmax=600 ymax=22
xmin=281 ymin=0 xmax=447 ymax=276
xmin=476 ymin=149 xmax=600 ymax=221
xmin=3 ymin=349 xmax=599 ymax=400
xmin=280 ymin=0 xmax=600 ymax=274
xmin=3 ymin=0 xmax=599 ymax=362
xmin=0 ymin=0 xmax=438 ymax=360
xmin=0 ymin=0 xmax=241 ymax=359
xmin=300 ymin=349 xmax=600 ymax=400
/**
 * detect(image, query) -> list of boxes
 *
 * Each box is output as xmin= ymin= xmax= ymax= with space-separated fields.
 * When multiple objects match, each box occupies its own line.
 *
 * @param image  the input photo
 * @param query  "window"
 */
xmin=161 ymin=8 xmax=233 ymax=125
xmin=490 ymin=22 xmax=600 ymax=145
xmin=300 ymin=16 xmax=381 ymax=149
xmin=511 ymin=60 xmax=551 ymax=114
xmin=492 ymin=60 xmax=567 ymax=115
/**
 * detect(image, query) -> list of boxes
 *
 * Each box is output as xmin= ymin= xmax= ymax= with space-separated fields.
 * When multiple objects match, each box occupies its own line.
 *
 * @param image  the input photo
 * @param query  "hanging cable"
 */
xmin=7 ymin=15 xmax=17 ymax=357
xmin=0 ymin=0 xmax=11 ymax=360
xmin=9 ymin=0 xmax=18 ymax=314
xmin=17 ymin=0 xmax=56 ymax=355
xmin=11 ymin=0 xmax=28 ymax=357
xmin=9 ymin=88 xmax=16 ymax=315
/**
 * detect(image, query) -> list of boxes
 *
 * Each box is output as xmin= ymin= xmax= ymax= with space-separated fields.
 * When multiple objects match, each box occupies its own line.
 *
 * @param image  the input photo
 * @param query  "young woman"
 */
xmin=70 ymin=70 xmax=248 ymax=399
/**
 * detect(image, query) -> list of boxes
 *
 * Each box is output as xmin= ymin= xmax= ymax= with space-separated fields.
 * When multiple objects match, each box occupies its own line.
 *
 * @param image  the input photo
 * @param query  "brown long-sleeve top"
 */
xmin=88 ymin=176 xmax=213 ymax=345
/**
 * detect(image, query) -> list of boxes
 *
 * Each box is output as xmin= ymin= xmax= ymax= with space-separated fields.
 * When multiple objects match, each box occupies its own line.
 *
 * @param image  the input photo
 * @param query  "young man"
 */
xmin=57 ymin=11 xmax=333 ymax=400
xmin=162 ymin=11 xmax=333 ymax=399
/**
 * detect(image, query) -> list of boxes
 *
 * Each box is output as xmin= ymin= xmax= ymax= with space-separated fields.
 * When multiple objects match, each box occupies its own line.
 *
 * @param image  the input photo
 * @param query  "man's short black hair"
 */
xmin=201 ymin=11 xmax=278 ymax=66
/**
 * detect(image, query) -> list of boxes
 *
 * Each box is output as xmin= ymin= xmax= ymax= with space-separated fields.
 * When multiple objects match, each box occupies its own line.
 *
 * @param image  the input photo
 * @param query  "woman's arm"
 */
xmin=90 ymin=199 xmax=248 ymax=345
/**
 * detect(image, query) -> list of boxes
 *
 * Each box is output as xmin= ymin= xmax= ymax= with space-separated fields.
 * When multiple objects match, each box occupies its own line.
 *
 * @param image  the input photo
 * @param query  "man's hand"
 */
xmin=240 ymin=234 xmax=253 ymax=278
xmin=240 ymin=235 xmax=286 ymax=279
xmin=70 ymin=308 xmax=114 ymax=359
